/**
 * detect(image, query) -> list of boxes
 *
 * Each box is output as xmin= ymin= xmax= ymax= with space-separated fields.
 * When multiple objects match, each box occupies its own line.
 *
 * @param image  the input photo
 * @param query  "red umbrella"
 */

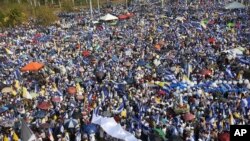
xmin=118 ymin=15 xmax=129 ymax=20
xmin=200 ymin=69 xmax=212 ymax=77
xmin=208 ymin=37 xmax=216 ymax=44
xmin=126 ymin=13 xmax=134 ymax=17
xmin=37 ymin=102 xmax=51 ymax=110
xmin=183 ymin=113 xmax=195 ymax=121
xmin=218 ymin=132 xmax=230 ymax=141
xmin=82 ymin=51 xmax=90 ymax=57
xmin=67 ymin=87 xmax=77 ymax=95
xmin=51 ymin=96 xmax=62 ymax=102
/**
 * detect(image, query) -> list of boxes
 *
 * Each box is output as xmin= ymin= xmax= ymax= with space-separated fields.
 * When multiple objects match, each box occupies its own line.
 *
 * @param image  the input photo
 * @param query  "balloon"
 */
xmin=228 ymin=81 xmax=232 ymax=85
xmin=218 ymin=80 xmax=222 ymax=84
xmin=244 ymin=79 xmax=249 ymax=85
xmin=223 ymin=80 xmax=227 ymax=84
xmin=194 ymin=81 xmax=197 ymax=85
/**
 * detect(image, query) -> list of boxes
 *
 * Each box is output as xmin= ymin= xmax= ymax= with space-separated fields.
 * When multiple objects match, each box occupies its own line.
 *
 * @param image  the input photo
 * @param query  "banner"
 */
xmin=91 ymin=109 xmax=138 ymax=141
xmin=21 ymin=119 xmax=37 ymax=141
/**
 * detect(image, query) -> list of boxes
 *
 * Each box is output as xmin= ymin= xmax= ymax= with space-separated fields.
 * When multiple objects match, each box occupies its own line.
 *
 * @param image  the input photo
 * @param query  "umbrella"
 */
xmin=126 ymin=12 xmax=134 ymax=17
xmin=183 ymin=113 xmax=195 ymax=121
xmin=82 ymin=51 xmax=90 ymax=57
xmin=21 ymin=62 xmax=44 ymax=72
xmin=51 ymin=96 xmax=62 ymax=102
xmin=200 ymin=69 xmax=212 ymax=77
xmin=67 ymin=87 xmax=77 ymax=95
xmin=118 ymin=15 xmax=129 ymax=20
xmin=155 ymin=44 xmax=161 ymax=50
xmin=100 ymin=14 xmax=118 ymax=21
xmin=0 ymin=106 xmax=8 ymax=113
xmin=64 ymin=118 xmax=78 ymax=128
xmin=218 ymin=132 xmax=230 ymax=141
xmin=35 ymin=110 xmax=46 ymax=118
xmin=1 ymin=87 xmax=13 ymax=93
xmin=153 ymin=128 xmax=166 ymax=140
xmin=208 ymin=37 xmax=216 ymax=44
xmin=37 ymin=101 xmax=51 ymax=110
xmin=83 ymin=124 xmax=98 ymax=134
xmin=137 ymin=60 xmax=146 ymax=66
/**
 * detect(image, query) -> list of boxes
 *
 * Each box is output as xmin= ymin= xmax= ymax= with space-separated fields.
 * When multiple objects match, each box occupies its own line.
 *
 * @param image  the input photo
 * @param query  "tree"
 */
xmin=0 ymin=11 xmax=5 ymax=27
xmin=35 ymin=6 xmax=58 ymax=26
xmin=4 ymin=7 xmax=27 ymax=27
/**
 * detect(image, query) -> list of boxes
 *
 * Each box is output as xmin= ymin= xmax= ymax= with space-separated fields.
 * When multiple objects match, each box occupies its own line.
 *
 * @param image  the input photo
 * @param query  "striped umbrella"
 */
xmin=64 ymin=118 xmax=78 ymax=128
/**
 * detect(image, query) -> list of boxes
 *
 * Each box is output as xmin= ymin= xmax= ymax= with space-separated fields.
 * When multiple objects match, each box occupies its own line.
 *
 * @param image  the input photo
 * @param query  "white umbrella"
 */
xmin=225 ymin=1 xmax=246 ymax=9
xmin=64 ymin=118 xmax=78 ymax=128
xmin=100 ymin=14 xmax=118 ymax=21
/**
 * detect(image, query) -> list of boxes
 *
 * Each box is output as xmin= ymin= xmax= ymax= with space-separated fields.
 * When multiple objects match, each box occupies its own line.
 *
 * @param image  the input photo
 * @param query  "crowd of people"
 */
xmin=0 ymin=0 xmax=250 ymax=141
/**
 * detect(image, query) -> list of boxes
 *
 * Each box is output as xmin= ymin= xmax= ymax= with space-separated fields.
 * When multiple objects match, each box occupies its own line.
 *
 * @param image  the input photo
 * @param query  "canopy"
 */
xmin=225 ymin=1 xmax=246 ymax=9
xmin=100 ymin=14 xmax=118 ymax=21
xmin=21 ymin=62 xmax=44 ymax=72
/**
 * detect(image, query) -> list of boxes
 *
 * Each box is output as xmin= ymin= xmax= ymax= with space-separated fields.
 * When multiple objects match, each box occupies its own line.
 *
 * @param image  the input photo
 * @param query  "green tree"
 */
xmin=0 ymin=11 xmax=5 ymax=27
xmin=35 ymin=6 xmax=58 ymax=26
xmin=5 ymin=8 xmax=26 ymax=27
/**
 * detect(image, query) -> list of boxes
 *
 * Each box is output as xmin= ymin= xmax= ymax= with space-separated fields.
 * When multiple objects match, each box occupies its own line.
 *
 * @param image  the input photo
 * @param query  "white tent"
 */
xmin=225 ymin=1 xmax=246 ymax=9
xmin=100 ymin=14 xmax=118 ymax=21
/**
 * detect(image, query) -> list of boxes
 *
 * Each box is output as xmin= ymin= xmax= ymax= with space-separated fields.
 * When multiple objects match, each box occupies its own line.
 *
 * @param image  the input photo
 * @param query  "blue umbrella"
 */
xmin=137 ymin=59 xmax=146 ymax=66
xmin=83 ymin=124 xmax=98 ymax=134
xmin=35 ymin=110 xmax=47 ymax=118
xmin=0 ymin=106 xmax=8 ymax=114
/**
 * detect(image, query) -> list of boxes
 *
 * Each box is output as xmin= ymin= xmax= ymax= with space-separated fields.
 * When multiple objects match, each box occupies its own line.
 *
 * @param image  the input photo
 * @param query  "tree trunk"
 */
xmin=33 ymin=0 xmax=37 ymax=7
xmin=59 ymin=0 xmax=61 ymax=8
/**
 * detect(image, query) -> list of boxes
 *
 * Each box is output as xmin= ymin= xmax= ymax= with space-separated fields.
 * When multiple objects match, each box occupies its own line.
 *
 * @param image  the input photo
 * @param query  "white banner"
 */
xmin=91 ymin=113 xmax=138 ymax=141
